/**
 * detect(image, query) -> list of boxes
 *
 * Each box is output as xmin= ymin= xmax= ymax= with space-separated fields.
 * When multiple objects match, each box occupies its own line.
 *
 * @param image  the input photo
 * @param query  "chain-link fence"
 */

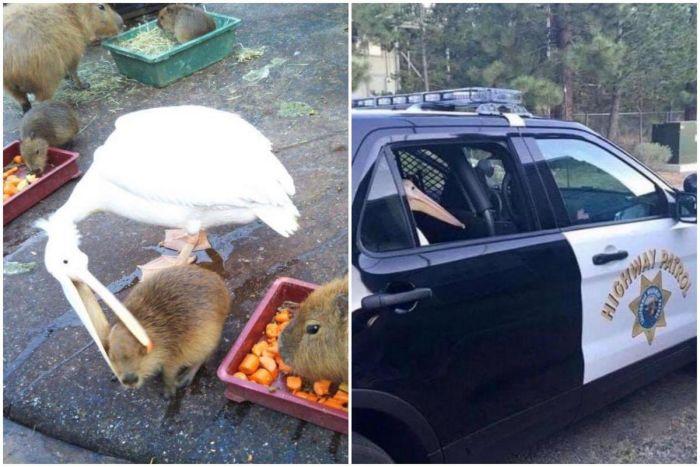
xmin=573 ymin=111 xmax=686 ymax=151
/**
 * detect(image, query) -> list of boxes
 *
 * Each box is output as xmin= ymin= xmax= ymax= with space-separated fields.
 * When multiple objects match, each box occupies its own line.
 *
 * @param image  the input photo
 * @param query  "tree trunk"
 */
xmin=419 ymin=5 xmax=430 ymax=91
xmin=608 ymin=86 xmax=622 ymax=141
xmin=551 ymin=4 xmax=574 ymax=120
xmin=684 ymin=80 xmax=696 ymax=121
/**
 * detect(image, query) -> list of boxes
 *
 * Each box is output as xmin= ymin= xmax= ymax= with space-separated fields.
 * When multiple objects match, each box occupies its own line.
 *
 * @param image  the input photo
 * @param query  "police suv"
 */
xmin=350 ymin=88 xmax=697 ymax=463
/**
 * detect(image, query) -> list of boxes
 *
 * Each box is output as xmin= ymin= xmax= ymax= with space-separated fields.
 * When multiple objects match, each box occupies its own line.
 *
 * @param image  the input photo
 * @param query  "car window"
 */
xmin=391 ymin=140 xmax=532 ymax=247
xmin=535 ymin=138 xmax=665 ymax=226
xmin=359 ymin=155 xmax=415 ymax=252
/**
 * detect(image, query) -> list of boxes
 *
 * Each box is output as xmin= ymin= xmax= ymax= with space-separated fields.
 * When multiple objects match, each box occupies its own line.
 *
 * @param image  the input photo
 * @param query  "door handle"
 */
xmin=361 ymin=288 xmax=433 ymax=311
xmin=592 ymin=250 xmax=628 ymax=265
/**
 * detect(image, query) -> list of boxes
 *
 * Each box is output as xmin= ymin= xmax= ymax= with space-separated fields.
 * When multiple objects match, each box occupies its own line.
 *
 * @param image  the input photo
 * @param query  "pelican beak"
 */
xmin=60 ymin=269 xmax=153 ymax=356
xmin=403 ymin=180 xmax=465 ymax=228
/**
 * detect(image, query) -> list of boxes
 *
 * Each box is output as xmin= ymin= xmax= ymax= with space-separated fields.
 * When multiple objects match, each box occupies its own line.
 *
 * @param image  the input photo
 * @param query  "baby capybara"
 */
xmin=107 ymin=265 xmax=230 ymax=398
xmin=279 ymin=275 xmax=348 ymax=384
xmin=20 ymin=101 xmax=79 ymax=174
xmin=157 ymin=4 xmax=215 ymax=44
xmin=4 ymin=3 xmax=123 ymax=112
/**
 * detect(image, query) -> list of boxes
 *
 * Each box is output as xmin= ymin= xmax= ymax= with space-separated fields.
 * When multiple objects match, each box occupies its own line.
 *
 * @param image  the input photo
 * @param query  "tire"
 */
xmin=352 ymin=432 xmax=394 ymax=464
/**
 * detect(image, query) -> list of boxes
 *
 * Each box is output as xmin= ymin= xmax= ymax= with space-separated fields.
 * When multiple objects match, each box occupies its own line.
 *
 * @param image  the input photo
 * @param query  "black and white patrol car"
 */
xmin=351 ymin=88 xmax=697 ymax=463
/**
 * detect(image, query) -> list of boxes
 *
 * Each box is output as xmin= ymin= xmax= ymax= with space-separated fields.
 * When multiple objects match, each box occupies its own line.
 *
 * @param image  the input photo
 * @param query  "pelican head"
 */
xmin=402 ymin=179 xmax=466 ymax=229
xmin=37 ymin=216 xmax=153 ymax=364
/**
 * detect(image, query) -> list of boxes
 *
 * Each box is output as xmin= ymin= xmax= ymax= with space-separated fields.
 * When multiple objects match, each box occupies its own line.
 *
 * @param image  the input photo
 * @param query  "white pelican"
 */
xmin=39 ymin=105 xmax=300 ymax=371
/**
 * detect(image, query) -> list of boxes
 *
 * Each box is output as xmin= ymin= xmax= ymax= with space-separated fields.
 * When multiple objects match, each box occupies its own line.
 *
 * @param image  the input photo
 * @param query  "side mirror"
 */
xmin=683 ymin=173 xmax=696 ymax=194
xmin=676 ymin=192 xmax=697 ymax=223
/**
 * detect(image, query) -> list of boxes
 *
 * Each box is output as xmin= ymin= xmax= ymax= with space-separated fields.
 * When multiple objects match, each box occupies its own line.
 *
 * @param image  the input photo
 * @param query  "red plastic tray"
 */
xmin=3 ymin=140 xmax=81 ymax=225
xmin=217 ymin=277 xmax=348 ymax=434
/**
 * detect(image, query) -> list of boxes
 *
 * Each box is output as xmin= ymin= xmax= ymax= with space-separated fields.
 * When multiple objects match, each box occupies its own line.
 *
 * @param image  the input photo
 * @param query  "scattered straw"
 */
xmin=236 ymin=45 xmax=266 ymax=63
xmin=54 ymin=59 xmax=138 ymax=106
xmin=117 ymin=26 xmax=177 ymax=57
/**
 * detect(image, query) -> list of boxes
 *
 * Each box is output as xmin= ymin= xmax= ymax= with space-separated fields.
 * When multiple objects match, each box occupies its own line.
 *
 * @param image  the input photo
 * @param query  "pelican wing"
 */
xmin=94 ymin=106 xmax=297 ymax=212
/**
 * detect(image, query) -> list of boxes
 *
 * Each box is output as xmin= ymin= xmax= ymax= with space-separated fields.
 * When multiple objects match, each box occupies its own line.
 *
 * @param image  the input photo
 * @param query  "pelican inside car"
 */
xmin=351 ymin=88 xmax=697 ymax=463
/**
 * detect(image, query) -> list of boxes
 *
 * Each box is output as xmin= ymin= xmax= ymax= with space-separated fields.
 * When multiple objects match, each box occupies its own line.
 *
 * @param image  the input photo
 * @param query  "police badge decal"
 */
xmin=628 ymin=271 xmax=672 ymax=345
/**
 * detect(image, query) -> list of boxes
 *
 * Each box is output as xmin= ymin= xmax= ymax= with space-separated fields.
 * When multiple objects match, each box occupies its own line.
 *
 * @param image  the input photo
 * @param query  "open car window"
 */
xmin=390 ymin=140 xmax=533 ymax=247
xmin=535 ymin=138 xmax=666 ymax=226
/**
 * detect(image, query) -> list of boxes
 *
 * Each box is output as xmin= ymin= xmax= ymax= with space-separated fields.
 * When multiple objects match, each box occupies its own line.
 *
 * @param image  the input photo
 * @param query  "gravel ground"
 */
xmin=508 ymin=368 xmax=696 ymax=463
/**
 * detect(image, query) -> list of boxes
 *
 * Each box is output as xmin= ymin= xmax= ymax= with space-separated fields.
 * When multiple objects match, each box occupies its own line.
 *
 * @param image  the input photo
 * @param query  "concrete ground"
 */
xmin=3 ymin=4 xmax=348 ymax=463
xmin=507 ymin=368 xmax=696 ymax=463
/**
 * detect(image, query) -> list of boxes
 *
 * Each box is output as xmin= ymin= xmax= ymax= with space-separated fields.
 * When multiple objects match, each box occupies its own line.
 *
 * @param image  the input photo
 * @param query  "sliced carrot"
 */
xmin=13 ymin=155 xmax=22 ymax=164
xmin=267 ymin=340 xmax=279 ymax=355
xmin=250 ymin=368 xmax=274 ymax=386
xmin=4 ymin=184 xmax=17 ymax=196
xmin=6 ymin=175 xmax=20 ymax=184
xmin=251 ymin=340 xmax=268 ymax=357
xmin=286 ymin=375 xmax=302 ymax=391
xmin=279 ymin=321 xmax=290 ymax=332
xmin=3 ymin=167 xmax=18 ymax=179
xmin=332 ymin=390 xmax=348 ymax=404
xmin=274 ymin=309 xmax=291 ymax=323
xmin=323 ymin=398 xmax=345 ymax=410
xmin=294 ymin=391 xmax=317 ymax=402
xmin=276 ymin=356 xmax=292 ymax=373
xmin=265 ymin=322 xmax=280 ymax=339
xmin=313 ymin=379 xmax=332 ymax=397
xmin=233 ymin=371 xmax=248 ymax=381
xmin=238 ymin=353 xmax=260 ymax=375
xmin=262 ymin=349 xmax=277 ymax=359
xmin=259 ymin=355 xmax=277 ymax=374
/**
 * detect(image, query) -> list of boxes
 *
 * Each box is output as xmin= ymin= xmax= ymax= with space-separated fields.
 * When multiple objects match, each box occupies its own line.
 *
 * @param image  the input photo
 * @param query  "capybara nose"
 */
xmin=122 ymin=373 xmax=138 ymax=385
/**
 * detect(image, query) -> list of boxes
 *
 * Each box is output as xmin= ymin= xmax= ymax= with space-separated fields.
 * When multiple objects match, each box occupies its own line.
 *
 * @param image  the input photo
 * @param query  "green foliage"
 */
xmin=633 ymin=142 xmax=673 ymax=168
xmin=353 ymin=3 xmax=696 ymax=120
xmin=352 ymin=56 xmax=370 ymax=91
xmin=510 ymin=76 xmax=563 ymax=114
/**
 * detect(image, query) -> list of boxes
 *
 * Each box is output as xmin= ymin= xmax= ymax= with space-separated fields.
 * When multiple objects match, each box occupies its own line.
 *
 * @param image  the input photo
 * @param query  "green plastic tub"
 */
xmin=102 ymin=12 xmax=241 ymax=88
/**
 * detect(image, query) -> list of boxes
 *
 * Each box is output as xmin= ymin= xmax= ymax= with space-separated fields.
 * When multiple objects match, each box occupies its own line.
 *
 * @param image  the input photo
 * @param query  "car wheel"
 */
xmin=352 ymin=432 xmax=394 ymax=464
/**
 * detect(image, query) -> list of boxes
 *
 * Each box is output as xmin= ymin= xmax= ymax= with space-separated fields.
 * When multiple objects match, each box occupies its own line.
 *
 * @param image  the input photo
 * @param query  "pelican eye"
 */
xmin=63 ymin=259 xmax=68 ymax=264
xmin=306 ymin=324 xmax=320 ymax=335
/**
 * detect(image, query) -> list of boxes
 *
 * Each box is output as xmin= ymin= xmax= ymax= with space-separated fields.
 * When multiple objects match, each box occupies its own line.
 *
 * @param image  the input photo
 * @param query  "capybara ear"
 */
xmin=333 ymin=292 xmax=348 ymax=316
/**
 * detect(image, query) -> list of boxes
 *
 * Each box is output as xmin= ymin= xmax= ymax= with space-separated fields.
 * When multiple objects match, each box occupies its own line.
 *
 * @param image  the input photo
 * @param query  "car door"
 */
xmin=352 ymin=128 xmax=585 ymax=460
xmin=522 ymin=131 xmax=697 ymax=387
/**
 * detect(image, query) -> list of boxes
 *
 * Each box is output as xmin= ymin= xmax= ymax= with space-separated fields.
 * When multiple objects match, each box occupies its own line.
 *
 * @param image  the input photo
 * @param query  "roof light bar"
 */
xmin=352 ymin=87 xmax=524 ymax=109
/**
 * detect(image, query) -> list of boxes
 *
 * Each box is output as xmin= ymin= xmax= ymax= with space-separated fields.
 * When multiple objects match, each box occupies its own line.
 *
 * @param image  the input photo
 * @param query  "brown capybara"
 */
xmin=279 ymin=275 xmax=348 ymax=384
xmin=3 ymin=3 xmax=124 ymax=112
xmin=107 ymin=265 xmax=231 ymax=398
xmin=20 ymin=101 xmax=79 ymax=174
xmin=157 ymin=4 xmax=215 ymax=44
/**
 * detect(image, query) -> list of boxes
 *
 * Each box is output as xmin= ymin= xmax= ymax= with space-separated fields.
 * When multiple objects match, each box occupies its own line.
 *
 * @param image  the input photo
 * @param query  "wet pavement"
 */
xmin=3 ymin=4 xmax=348 ymax=463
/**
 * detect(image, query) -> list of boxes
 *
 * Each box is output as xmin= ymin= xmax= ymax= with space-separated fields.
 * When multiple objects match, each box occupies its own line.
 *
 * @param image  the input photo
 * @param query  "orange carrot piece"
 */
xmin=233 ymin=372 xmax=248 ymax=381
xmin=260 ymin=355 xmax=277 ymax=374
xmin=313 ymin=379 xmax=332 ymax=397
xmin=274 ymin=309 xmax=291 ymax=323
xmin=250 ymin=368 xmax=274 ymax=386
xmin=238 ymin=353 xmax=260 ymax=375
xmin=3 ymin=166 xmax=18 ymax=179
xmin=279 ymin=321 xmax=290 ymax=332
xmin=267 ymin=341 xmax=279 ymax=355
xmin=332 ymin=390 xmax=349 ymax=404
xmin=276 ymin=356 xmax=292 ymax=373
xmin=13 ymin=155 xmax=22 ymax=164
xmin=286 ymin=375 xmax=302 ymax=391
xmin=251 ymin=340 xmax=268 ymax=357
xmin=294 ymin=391 xmax=317 ymax=402
xmin=323 ymin=398 xmax=345 ymax=410
xmin=265 ymin=322 xmax=280 ymax=339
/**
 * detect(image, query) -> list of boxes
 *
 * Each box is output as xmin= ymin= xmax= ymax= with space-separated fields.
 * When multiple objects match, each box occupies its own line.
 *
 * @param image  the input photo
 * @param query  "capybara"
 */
xmin=20 ymin=101 xmax=79 ymax=174
xmin=157 ymin=4 xmax=215 ymax=44
xmin=3 ymin=3 xmax=123 ymax=112
xmin=107 ymin=265 xmax=230 ymax=398
xmin=279 ymin=275 xmax=348 ymax=384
